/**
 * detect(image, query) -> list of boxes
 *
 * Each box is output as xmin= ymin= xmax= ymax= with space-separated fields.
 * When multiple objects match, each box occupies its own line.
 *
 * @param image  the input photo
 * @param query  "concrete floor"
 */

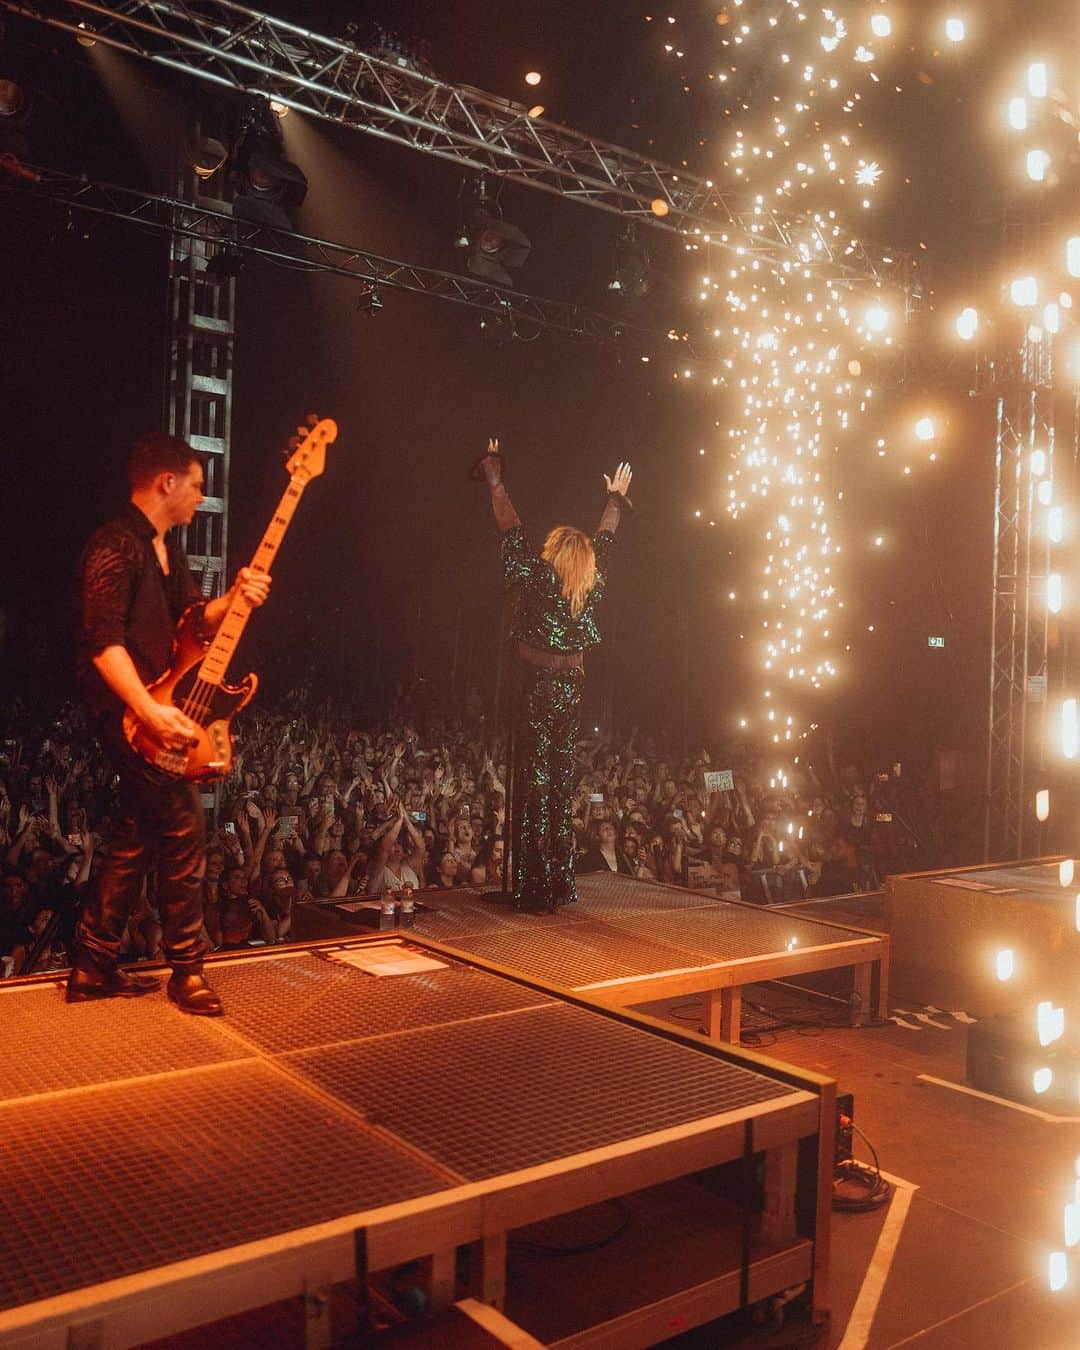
xmin=638 ymin=889 xmax=1080 ymax=1348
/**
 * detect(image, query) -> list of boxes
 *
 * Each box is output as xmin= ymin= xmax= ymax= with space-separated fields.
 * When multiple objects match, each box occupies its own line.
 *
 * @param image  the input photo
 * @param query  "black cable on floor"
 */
xmin=833 ymin=1122 xmax=892 ymax=1212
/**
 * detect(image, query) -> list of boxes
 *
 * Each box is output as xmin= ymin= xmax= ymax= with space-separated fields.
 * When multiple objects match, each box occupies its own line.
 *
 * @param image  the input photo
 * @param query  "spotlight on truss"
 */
xmin=205 ymin=243 xmax=244 ymax=284
xmin=607 ymin=225 xmax=650 ymax=300
xmin=230 ymin=100 xmax=307 ymax=229
xmin=455 ymin=176 xmax=530 ymax=289
xmin=0 ymin=76 xmax=31 ymax=158
xmin=357 ymin=284 xmax=383 ymax=316
xmin=479 ymin=300 xmax=517 ymax=343
xmin=345 ymin=22 xmax=434 ymax=77
xmin=188 ymin=133 xmax=228 ymax=181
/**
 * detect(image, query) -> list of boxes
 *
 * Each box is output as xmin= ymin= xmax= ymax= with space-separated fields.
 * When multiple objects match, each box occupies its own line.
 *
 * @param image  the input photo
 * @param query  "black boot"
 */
xmin=167 ymin=970 xmax=224 ymax=1017
xmin=66 ymin=959 xmax=161 ymax=1002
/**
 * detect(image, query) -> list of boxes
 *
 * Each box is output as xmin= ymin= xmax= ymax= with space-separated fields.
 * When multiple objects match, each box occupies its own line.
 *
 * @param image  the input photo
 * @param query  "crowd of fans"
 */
xmin=0 ymin=688 xmax=946 ymax=976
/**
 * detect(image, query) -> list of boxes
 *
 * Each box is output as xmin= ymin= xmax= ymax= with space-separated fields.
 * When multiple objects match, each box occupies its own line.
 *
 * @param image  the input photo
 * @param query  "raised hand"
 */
xmin=603 ymin=462 xmax=633 ymax=498
xmin=472 ymin=436 xmax=503 ymax=486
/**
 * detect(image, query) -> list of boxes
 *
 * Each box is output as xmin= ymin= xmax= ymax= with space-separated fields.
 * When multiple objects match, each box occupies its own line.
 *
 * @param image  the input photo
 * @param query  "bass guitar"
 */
xmin=123 ymin=414 xmax=336 ymax=781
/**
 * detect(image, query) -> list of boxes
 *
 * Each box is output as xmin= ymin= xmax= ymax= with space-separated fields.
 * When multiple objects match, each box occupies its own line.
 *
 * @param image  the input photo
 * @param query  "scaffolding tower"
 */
xmin=164 ymin=134 xmax=235 ymax=599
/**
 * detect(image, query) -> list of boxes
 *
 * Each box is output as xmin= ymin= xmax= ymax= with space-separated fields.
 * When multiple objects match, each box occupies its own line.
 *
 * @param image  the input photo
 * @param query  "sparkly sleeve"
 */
xmin=500 ymin=525 xmax=535 ymax=586
xmin=592 ymin=529 xmax=615 ymax=574
xmin=80 ymin=529 xmax=138 ymax=656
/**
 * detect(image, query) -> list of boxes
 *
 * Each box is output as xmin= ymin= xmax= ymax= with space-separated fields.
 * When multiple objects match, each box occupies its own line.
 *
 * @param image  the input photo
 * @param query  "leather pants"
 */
xmin=75 ymin=717 xmax=209 ymax=973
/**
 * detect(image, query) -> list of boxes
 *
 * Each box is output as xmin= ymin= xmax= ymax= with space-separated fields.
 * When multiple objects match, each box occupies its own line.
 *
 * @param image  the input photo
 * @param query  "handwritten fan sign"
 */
xmin=704 ymin=770 xmax=734 ymax=793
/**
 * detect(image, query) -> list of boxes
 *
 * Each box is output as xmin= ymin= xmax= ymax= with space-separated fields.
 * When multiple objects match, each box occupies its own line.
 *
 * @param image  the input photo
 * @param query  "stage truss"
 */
xmin=982 ymin=336 xmax=1054 ymax=861
xmin=0 ymin=0 xmax=905 ymax=282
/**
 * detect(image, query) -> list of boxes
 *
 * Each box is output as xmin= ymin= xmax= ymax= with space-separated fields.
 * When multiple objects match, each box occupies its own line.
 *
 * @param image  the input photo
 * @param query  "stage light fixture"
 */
xmin=205 ymin=244 xmax=244 ymax=284
xmin=1037 ymin=1001 xmax=1065 ymax=1047
xmin=956 ymin=306 xmax=978 ymax=340
xmin=188 ymin=134 xmax=228 ymax=181
xmin=1062 ymin=699 xmax=1078 ymax=758
xmin=455 ymin=177 xmax=530 ymax=288
xmin=268 ymin=99 xmax=289 ymax=118
xmin=1011 ymin=276 xmax=1038 ymax=306
xmin=356 ymin=284 xmax=383 ymax=316
xmin=1067 ymin=237 xmax=1080 ymax=278
xmin=478 ymin=299 xmax=517 ymax=343
xmin=76 ymin=21 xmax=96 ymax=47
xmin=230 ymin=101 xmax=307 ymax=229
xmin=607 ymin=226 xmax=651 ymax=300
xmin=0 ymin=77 xmax=30 ymax=158
xmin=1027 ymin=148 xmax=1050 ymax=182
xmin=944 ymin=17 xmax=965 ymax=43
xmin=870 ymin=14 xmax=891 ymax=39
xmin=1048 ymin=1250 xmax=1068 ymax=1292
xmin=0 ymin=76 xmax=25 ymax=119
xmin=1008 ymin=97 xmax=1027 ymax=130
xmin=1028 ymin=62 xmax=1049 ymax=98
xmin=865 ymin=303 xmax=889 ymax=333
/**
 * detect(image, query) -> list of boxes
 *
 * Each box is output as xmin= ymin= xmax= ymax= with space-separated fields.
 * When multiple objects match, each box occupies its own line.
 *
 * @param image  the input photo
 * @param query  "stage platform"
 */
xmin=885 ymin=856 xmax=1077 ymax=1016
xmin=296 ymin=872 xmax=889 ymax=1044
xmin=0 ymin=935 xmax=835 ymax=1349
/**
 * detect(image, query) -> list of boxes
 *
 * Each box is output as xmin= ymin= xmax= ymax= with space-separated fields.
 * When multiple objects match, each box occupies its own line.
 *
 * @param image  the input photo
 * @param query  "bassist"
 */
xmin=69 ymin=432 xmax=270 ymax=1015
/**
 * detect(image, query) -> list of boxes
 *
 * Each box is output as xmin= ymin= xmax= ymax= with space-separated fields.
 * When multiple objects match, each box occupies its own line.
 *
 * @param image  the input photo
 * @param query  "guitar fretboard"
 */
xmin=197 ymin=475 xmax=309 ymax=686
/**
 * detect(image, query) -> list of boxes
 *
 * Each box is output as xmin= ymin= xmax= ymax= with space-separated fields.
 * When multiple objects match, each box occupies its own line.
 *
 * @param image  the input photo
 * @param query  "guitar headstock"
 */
xmin=285 ymin=413 xmax=337 ymax=482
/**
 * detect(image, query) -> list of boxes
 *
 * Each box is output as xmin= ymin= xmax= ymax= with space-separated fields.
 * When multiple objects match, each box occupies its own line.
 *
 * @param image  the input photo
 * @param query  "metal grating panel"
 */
xmin=574 ymin=872 xmax=725 ymax=917
xmin=287 ymin=1003 xmax=797 ymax=1180
xmin=0 ymin=984 xmax=252 ymax=1103
xmin=443 ymin=919 xmax=711 ymax=988
xmin=604 ymin=905 xmax=869 ymax=962
xmin=207 ymin=953 xmax=554 ymax=1054
xmin=411 ymin=893 xmax=536 ymax=941
xmin=0 ymin=1060 xmax=455 ymax=1313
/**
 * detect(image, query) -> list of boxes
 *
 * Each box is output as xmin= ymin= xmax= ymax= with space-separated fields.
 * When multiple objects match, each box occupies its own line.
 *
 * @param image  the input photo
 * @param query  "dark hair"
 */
xmin=128 ymin=432 xmax=200 ymax=490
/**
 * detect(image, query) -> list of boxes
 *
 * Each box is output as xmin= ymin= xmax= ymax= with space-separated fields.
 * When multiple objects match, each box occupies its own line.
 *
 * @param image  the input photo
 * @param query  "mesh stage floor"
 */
xmin=0 ymin=941 xmax=812 ymax=1333
xmin=389 ymin=873 xmax=887 ymax=1010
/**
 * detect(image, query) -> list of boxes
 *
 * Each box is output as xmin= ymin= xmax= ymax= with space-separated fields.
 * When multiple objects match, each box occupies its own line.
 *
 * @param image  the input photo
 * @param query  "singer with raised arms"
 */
xmin=475 ymin=437 xmax=633 ymax=912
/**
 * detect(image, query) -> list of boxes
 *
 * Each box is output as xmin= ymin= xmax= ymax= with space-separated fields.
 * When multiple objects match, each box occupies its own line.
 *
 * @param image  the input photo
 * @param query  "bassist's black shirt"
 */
xmin=77 ymin=503 xmax=202 ymax=719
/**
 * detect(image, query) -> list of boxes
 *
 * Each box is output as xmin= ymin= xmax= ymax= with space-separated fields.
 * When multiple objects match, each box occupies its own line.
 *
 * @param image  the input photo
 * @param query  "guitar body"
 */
xmin=123 ymin=606 xmax=257 ymax=782
xmin=121 ymin=414 xmax=335 ymax=781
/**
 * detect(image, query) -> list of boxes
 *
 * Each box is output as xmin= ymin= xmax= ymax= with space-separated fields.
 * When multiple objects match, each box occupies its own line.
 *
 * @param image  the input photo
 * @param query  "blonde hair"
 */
xmin=542 ymin=526 xmax=597 ymax=618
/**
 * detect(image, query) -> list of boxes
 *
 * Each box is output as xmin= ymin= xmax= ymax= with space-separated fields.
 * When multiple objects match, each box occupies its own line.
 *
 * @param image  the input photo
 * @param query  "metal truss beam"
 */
xmin=983 ymin=336 xmax=1054 ymax=862
xmin=0 ymin=0 xmax=903 ymax=281
xmin=2 ymin=163 xmax=662 ymax=346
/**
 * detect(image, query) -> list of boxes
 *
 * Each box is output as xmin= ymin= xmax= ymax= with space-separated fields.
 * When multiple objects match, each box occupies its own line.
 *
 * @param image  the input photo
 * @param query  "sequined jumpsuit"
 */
xmin=499 ymin=525 xmax=614 ymax=910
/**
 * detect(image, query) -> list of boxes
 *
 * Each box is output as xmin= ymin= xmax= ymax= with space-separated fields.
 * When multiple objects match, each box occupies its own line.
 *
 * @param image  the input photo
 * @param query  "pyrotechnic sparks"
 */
xmin=668 ymin=1 xmax=913 ymax=745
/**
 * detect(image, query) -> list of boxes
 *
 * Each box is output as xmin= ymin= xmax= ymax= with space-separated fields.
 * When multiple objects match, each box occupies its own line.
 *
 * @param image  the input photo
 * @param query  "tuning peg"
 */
xmin=295 ymin=425 xmax=309 ymax=439
xmin=305 ymin=411 xmax=320 ymax=427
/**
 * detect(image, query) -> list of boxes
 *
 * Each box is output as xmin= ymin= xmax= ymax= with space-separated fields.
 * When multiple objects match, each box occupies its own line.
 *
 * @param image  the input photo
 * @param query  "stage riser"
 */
xmin=886 ymin=867 xmax=1077 ymax=1017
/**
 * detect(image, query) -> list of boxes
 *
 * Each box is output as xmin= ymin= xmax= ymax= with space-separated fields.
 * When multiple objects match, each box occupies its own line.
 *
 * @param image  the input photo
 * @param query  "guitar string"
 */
xmin=173 ymin=474 xmax=304 ymax=735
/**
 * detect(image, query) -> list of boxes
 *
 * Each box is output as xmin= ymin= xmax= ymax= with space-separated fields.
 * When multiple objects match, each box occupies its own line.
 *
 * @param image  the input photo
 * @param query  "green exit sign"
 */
xmin=928 ymin=636 xmax=945 ymax=648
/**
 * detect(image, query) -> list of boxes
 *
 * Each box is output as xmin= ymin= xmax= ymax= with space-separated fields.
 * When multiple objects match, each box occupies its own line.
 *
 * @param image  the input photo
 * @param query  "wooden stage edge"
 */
xmin=0 ymin=934 xmax=836 ymax=1350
